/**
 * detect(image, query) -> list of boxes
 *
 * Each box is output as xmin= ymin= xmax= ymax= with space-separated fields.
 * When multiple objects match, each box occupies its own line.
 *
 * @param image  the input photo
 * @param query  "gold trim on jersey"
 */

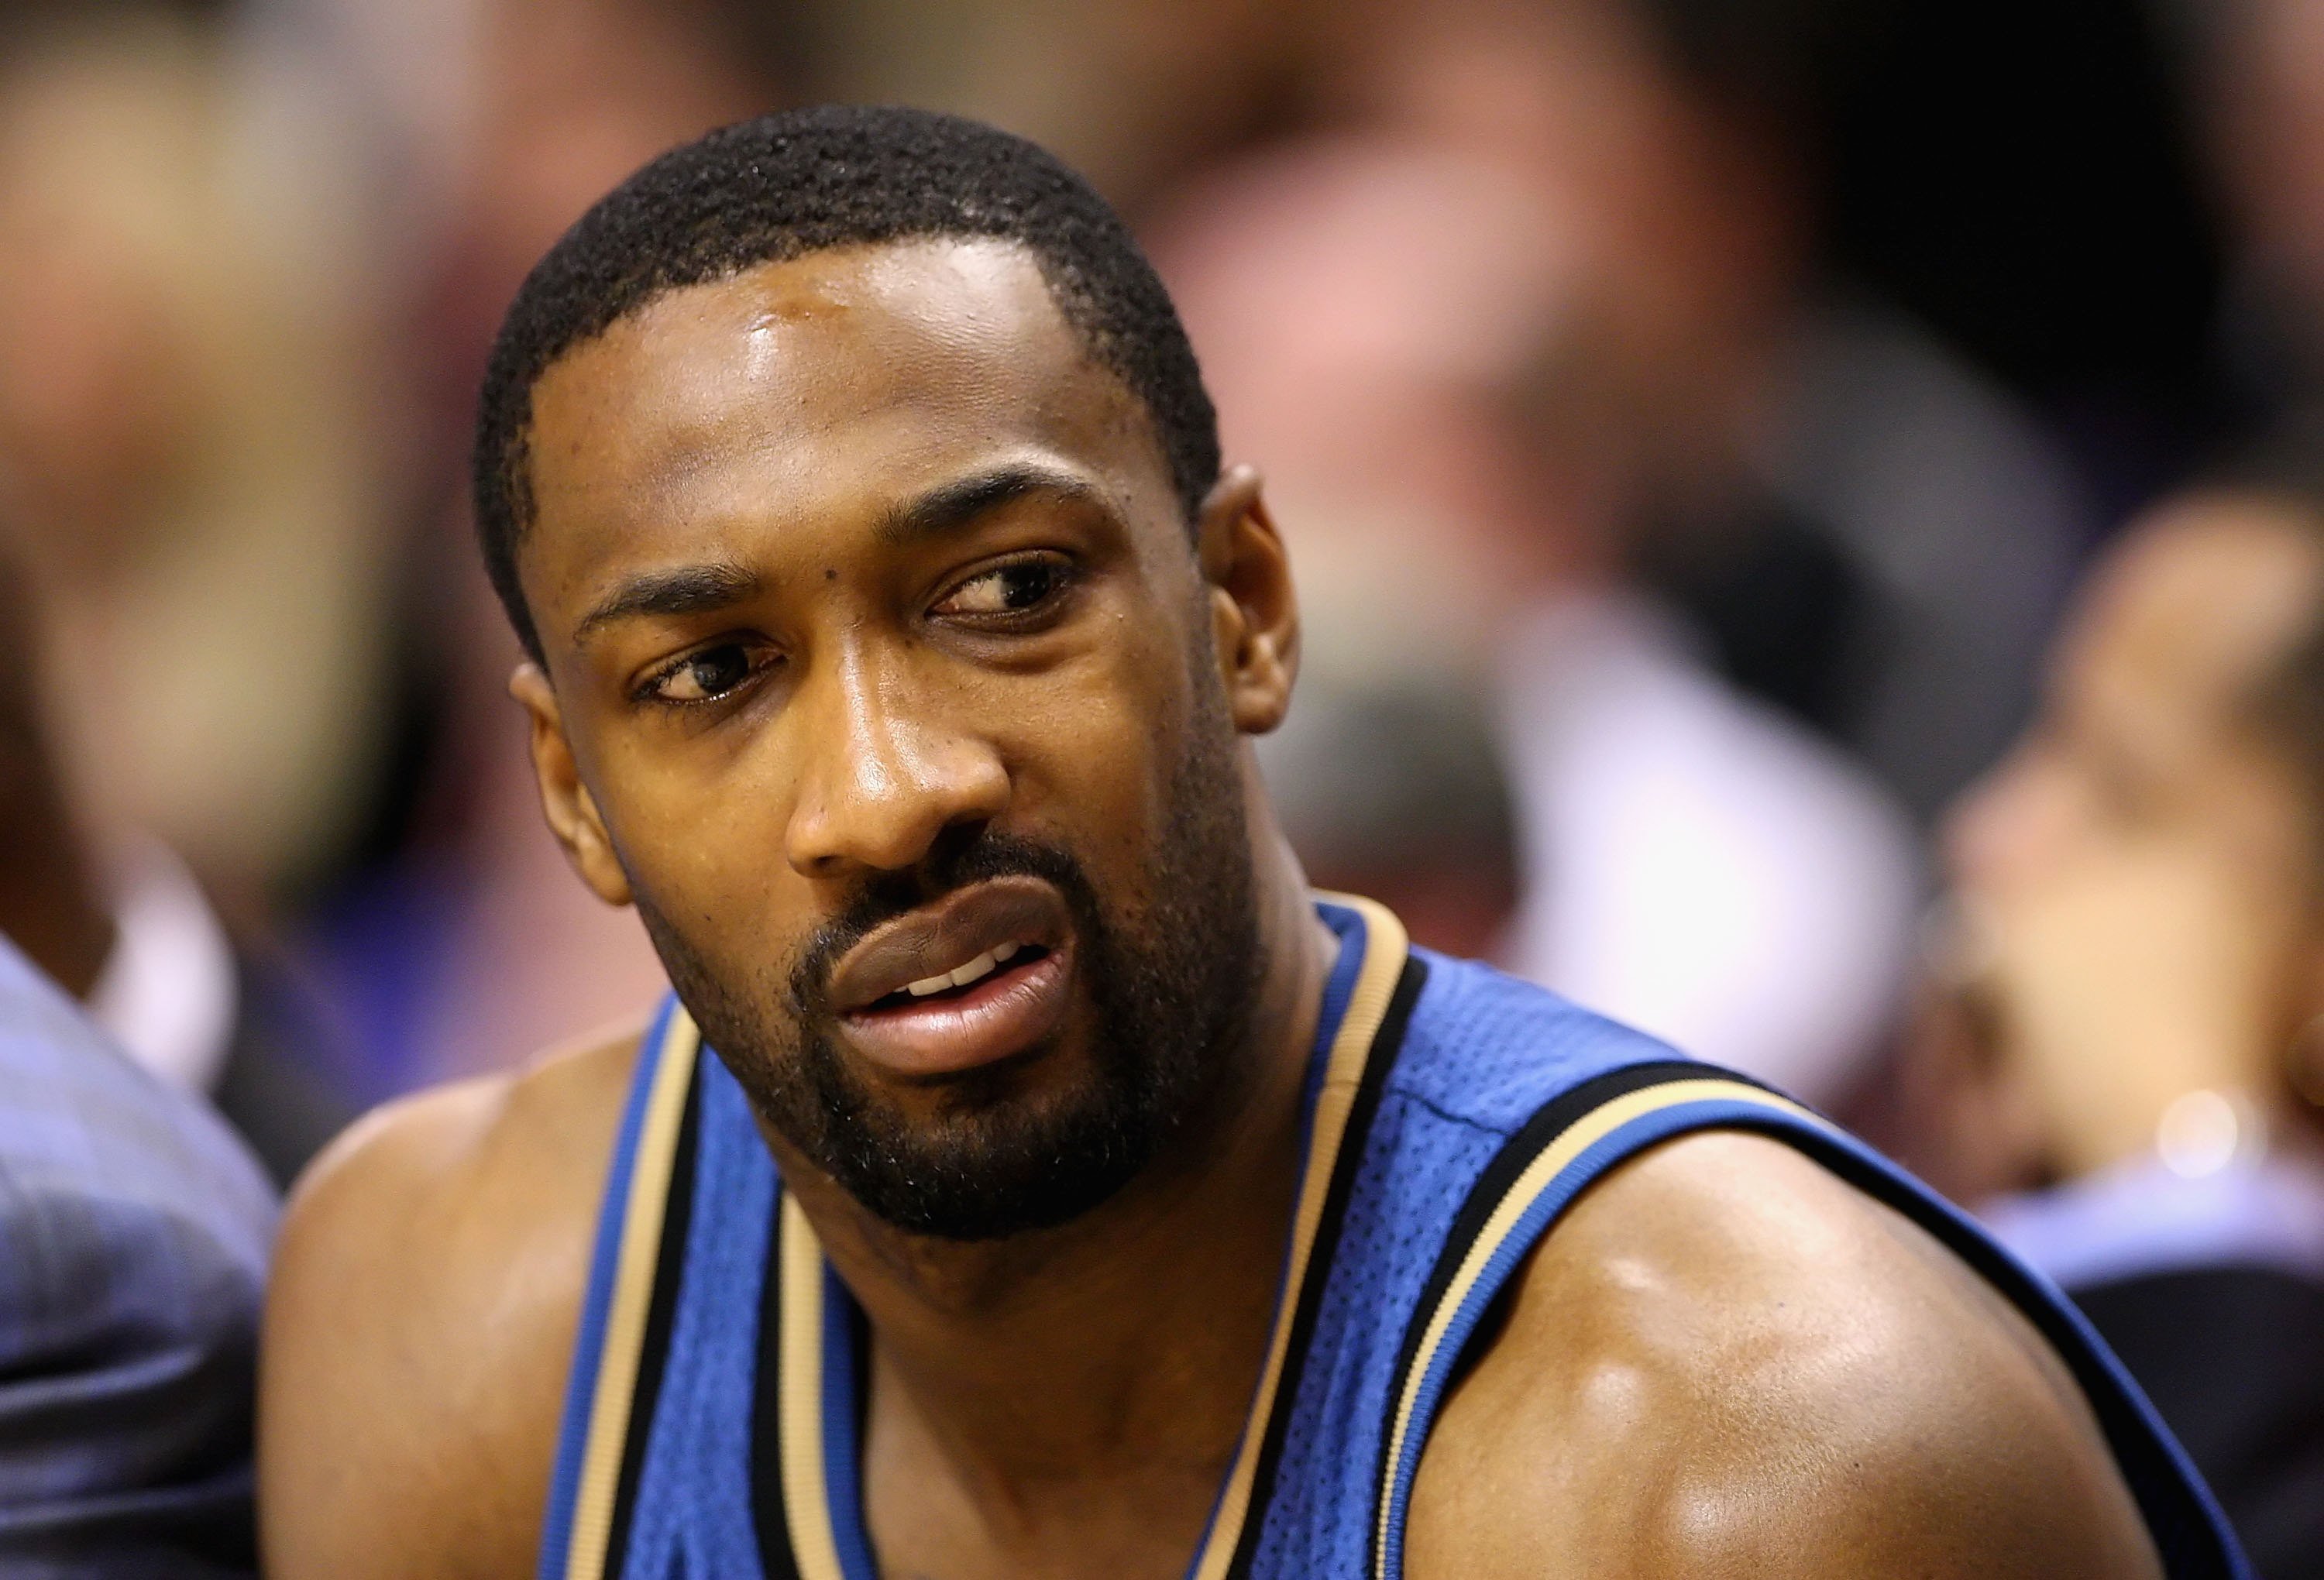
xmin=778 ymin=1192 xmax=850 ymax=1580
xmin=1370 ymin=1078 xmax=1827 ymax=1579
xmin=773 ymin=893 xmax=1412 ymax=1580
xmin=562 ymin=1008 xmax=703 ymax=1580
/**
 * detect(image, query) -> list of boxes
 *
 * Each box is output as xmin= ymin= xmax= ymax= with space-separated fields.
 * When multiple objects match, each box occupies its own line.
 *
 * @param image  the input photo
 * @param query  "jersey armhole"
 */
xmin=1366 ymin=1063 xmax=2250 ymax=1580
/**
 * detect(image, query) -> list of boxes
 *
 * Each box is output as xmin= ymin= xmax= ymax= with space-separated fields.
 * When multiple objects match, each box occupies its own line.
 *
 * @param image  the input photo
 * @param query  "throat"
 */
xmin=834 ymin=1059 xmax=1313 ymax=1580
xmin=857 ymin=1283 xmax=1277 ymax=1580
xmin=791 ymin=889 xmax=1352 ymax=1578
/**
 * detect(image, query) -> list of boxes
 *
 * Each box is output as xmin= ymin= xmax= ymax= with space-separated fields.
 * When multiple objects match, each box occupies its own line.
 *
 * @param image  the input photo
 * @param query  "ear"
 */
xmin=509 ymin=662 xmax=633 ymax=907
xmin=1196 ymin=465 xmax=1299 ymax=736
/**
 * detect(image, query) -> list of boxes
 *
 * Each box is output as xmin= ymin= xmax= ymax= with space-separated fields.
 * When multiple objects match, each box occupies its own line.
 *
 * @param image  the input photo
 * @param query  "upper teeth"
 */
xmin=904 ymin=939 xmax=1023 ymax=998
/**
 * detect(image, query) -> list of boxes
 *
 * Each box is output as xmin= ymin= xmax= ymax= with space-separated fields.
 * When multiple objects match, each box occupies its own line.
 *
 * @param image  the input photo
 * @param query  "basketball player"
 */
xmin=259 ymin=108 xmax=2243 ymax=1578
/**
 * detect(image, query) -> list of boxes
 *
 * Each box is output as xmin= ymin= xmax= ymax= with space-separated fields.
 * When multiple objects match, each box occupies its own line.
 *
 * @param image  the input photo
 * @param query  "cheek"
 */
xmin=995 ymin=624 xmax=1202 ymax=872
xmin=591 ymin=730 xmax=809 ymax=946
xmin=1948 ymin=755 xmax=2091 ymax=895
xmin=2207 ymin=768 xmax=2322 ymax=909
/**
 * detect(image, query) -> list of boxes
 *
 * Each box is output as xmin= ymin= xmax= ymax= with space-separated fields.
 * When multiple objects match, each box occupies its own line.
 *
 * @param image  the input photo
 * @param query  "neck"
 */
xmin=773 ymin=841 xmax=1339 ymax=1537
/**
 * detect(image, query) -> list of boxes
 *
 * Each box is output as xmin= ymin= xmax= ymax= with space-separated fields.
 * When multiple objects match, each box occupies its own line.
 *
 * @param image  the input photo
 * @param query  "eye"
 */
xmin=936 ymin=555 xmax=1074 ymax=620
xmin=640 ymin=641 xmax=766 ymax=706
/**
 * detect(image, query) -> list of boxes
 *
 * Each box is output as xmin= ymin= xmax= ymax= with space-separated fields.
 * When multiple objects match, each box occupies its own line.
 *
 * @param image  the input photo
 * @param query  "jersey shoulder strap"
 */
xmin=1365 ymin=1055 xmax=2250 ymax=1579
xmin=537 ymin=1001 xmax=704 ymax=1580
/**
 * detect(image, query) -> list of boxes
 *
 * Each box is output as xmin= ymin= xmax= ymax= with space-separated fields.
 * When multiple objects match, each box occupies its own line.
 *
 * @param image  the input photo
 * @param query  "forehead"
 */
xmin=520 ymin=239 xmax=1164 ymax=606
xmin=2060 ymin=496 xmax=2324 ymax=725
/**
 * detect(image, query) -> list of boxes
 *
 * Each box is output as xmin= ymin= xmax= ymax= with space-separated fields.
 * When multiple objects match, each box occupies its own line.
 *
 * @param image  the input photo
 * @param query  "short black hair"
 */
xmin=473 ymin=105 xmax=1221 ymax=661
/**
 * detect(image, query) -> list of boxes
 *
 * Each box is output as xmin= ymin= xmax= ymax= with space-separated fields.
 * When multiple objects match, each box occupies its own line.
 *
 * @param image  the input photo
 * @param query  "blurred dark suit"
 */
xmin=2078 ymin=1267 xmax=2324 ymax=1580
xmin=0 ymin=932 xmax=276 ymax=1576
xmin=1988 ymin=1159 xmax=2324 ymax=1580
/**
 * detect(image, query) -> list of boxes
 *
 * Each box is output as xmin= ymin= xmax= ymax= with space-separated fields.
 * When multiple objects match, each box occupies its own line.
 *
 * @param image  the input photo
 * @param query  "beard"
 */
xmin=633 ymin=679 xmax=1263 ymax=1241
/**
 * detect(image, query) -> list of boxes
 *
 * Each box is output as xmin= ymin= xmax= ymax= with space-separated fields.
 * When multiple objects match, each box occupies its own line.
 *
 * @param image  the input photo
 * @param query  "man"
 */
xmin=0 ymin=500 xmax=352 ymax=1187
xmin=1907 ymin=476 xmax=2324 ymax=1576
xmin=260 ymin=107 xmax=2236 ymax=1577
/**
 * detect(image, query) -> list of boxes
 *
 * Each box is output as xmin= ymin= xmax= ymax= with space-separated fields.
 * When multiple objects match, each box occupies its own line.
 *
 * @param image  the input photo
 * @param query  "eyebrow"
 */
xmin=877 ymin=462 xmax=1100 ymax=545
xmin=572 ymin=562 xmax=761 ymax=645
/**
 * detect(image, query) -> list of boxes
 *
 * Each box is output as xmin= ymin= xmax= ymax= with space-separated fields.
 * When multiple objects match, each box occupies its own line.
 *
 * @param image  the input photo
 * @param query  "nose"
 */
xmin=783 ymin=641 xmax=1011 ymax=880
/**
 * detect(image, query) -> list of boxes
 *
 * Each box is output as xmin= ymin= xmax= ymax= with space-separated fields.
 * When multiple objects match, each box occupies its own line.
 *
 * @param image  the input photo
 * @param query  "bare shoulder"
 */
xmin=259 ymin=1023 xmax=646 ymax=1580
xmin=1407 ymin=1130 xmax=2164 ymax=1580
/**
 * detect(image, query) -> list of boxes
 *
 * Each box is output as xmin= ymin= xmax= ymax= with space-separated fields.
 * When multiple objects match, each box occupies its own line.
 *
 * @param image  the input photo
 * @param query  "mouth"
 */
xmin=859 ymin=937 xmax=1053 ymax=1010
xmin=827 ymin=876 xmax=1078 ymax=1080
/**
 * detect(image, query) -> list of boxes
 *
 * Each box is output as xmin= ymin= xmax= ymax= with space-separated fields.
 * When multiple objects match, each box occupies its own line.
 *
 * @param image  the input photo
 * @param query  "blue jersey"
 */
xmin=538 ymin=898 xmax=2246 ymax=1579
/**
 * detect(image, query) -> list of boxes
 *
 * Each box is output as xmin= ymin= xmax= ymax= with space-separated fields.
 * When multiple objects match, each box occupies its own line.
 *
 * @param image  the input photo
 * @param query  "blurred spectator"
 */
xmin=1314 ymin=0 xmax=2097 ymax=826
xmin=1495 ymin=592 xmax=1917 ymax=1101
xmin=1906 ymin=479 xmax=2324 ymax=1577
xmin=0 ymin=929 xmax=276 ymax=1575
xmin=1155 ymin=112 xmax=1918 ymax=1101
xmin=0 ymin=3 xmax=399 ymax=906
xmin=0 ymin=526 xmax=354 ymax=1184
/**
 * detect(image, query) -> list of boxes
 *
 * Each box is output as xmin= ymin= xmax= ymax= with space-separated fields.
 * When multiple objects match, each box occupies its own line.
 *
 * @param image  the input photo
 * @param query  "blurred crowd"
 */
xmin=8 ymin=0 xmax=2324 ymax=1566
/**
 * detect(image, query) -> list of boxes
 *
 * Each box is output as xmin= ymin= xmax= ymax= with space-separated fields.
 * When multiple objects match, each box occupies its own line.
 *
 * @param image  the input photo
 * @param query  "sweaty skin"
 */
xmin=260 ymin=241 xmax=2164 ymax=1578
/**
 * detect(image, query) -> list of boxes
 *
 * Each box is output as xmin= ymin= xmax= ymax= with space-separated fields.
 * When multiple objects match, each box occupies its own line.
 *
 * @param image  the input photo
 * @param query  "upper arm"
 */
xmin=259 ymin=1036 xmax=634 ymax=1579
xmin=1406 ymin=1131 xmax=2164 ymax=1580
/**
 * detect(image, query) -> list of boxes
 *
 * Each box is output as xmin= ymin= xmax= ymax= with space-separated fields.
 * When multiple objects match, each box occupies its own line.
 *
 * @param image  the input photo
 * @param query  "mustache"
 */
xmin=787 ymin=828 xmax=1102 ymax=1013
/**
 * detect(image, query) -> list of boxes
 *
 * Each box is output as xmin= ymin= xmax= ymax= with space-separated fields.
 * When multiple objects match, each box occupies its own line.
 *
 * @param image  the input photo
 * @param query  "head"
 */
xmin=476 ymin=108 xmax=1301 ymax=1241
xmin=1951 ymin=490 xmax=2324 ymax=926
xmin=1943 ymin=486 xmax=2324 ymax=1155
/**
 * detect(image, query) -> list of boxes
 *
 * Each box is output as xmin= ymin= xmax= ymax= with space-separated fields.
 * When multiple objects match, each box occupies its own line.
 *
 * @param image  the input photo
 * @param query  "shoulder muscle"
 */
xmin=258 ymin=1025 xmax=642 ymax=1580
xmin=1407 ymin=1130 xmax=2163 ymax=1579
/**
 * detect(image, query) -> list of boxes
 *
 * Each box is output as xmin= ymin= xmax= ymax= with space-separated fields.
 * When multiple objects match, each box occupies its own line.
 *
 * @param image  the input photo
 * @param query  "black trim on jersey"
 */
xmin=1367 ymin=1059 xmax=1775 ymax=1580
xmin=1219 ymin=955 xmax=1427 ymax=1578
xmin=600 ymin=1058 xmax=704 ymax=1578
xmin=735 ymin=951 xmax=1435 ymax=1580
xmin=1366 ymin=1064 xmax=2243 ymax=1578
xmin=751 ymin=1191 xmax=804 ymax=1580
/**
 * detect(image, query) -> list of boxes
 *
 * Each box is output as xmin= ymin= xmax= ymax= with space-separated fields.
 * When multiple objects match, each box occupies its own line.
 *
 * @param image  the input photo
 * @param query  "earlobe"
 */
xmin=509 ymin=662 xmax=634 ymax=907
xmin=1198 ymin=465 xmax=1300 ymax=736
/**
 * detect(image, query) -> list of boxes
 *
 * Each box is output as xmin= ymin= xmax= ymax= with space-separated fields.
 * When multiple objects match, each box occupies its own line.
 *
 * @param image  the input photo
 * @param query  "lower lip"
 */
xmin=838 ymin=947 xmax=1074 ymax=1080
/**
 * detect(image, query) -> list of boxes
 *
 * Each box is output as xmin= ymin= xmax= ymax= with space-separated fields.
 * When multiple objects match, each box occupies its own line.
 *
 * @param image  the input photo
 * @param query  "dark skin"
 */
xmin=260 ymin=240 xmax=2164 ymax=1578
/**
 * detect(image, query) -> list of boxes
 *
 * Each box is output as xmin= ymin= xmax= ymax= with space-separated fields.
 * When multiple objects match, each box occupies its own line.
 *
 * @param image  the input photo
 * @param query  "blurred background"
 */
xmin=7 ymin=0 xmax=2324 ymax=1562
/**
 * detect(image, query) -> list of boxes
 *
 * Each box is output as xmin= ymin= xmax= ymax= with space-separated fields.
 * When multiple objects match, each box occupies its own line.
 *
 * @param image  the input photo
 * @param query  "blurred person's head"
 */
xmin=475 ymin=107 xmax=1308 ymax=1240
xmin=0 ymin=5 xmax=393 ymax=897
xmin=1935 ymin=478 xmax=2324 ymax=1189
xmin=1325 ymin=0 xmax=1830 ymax=453
xmin=1152 ymin=134 xmax=1620 ymax=623
xmin=1151 ymin=0 xmax=1852 ymax=641
xmin=0 ymin=9 xmax=220 ymax=568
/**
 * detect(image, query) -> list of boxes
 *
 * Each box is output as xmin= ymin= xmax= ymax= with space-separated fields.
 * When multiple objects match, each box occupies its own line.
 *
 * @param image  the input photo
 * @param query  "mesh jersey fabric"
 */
xmin=541 ymin=901 xmax=2246 ymax=1579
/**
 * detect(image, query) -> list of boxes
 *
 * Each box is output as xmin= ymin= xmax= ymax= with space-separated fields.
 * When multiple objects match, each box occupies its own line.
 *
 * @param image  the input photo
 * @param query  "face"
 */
xmin=1950 ymin=500 xmax=2324 ymax=912
xmin=1937 ymin=499 xmax=2324 ymax=1167
xmin=512 ymin=240 xmax=1294 ymax=1240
